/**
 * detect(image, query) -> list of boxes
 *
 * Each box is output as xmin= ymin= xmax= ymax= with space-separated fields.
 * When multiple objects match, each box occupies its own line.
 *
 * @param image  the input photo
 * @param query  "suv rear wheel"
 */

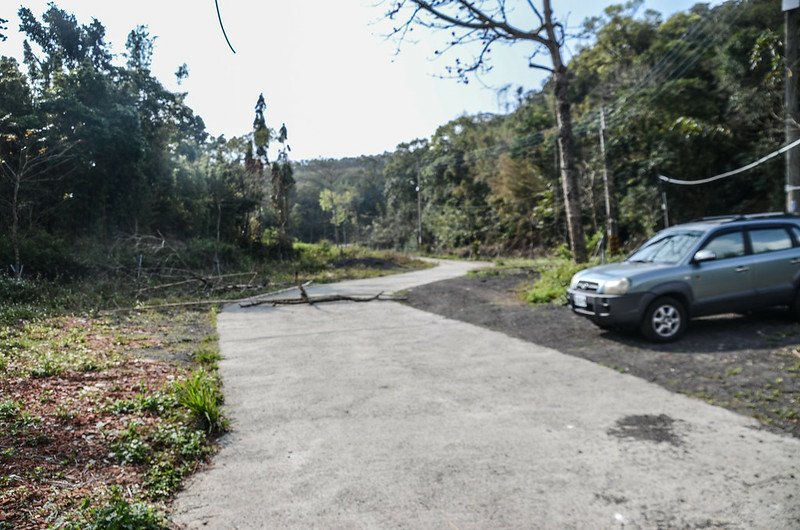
xmin=641 ymin=296 xmax=687 ymax=342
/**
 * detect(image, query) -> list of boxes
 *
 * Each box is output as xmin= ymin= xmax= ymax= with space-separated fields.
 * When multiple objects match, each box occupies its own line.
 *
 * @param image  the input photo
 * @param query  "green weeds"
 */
xmin=65 ymin=486 xmax=166 ymax=530
xmin=0 ymin=399 xmax=21 ymax=419
xmin=108 ymin=390 xmax=178 ymax=416
xmin=725 ymin=366 xmax=743 ymax=378
xmin=192 ymin=347 xmax=222 ymax=367
xmin=522 ymin=258 xmax=595 ymax=304
xmin=176 ymin=370 xmax=225 ymax=434
xmin=0 ymin=318 xmax=120 ymax=377
xmin=109 ymin=423 xmax=151 ymax=465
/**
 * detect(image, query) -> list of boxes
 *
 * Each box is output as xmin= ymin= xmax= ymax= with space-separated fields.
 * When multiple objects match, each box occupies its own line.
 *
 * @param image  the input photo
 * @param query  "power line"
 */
xmin=658 ymin=137 xmax=800 ymax=186
xmin=574 ymin=4 xmax=741 ymax=137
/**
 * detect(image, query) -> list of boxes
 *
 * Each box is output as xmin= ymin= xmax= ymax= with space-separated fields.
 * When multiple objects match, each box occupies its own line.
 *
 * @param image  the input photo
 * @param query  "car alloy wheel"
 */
xmin=641 ymin=296 xmax=686 ymax=342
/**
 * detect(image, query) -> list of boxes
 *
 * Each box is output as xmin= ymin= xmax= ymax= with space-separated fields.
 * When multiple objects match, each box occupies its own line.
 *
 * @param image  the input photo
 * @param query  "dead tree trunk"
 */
xmin=387 ymin=0 xmax=588 ymax=261
xmin=545 ymin=0 xmax=587 ymax=263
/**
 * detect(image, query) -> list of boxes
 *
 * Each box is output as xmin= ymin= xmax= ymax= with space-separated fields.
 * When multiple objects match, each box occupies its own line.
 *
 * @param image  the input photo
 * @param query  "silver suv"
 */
xmin=567 ymin=213 xmax=800 ymax=342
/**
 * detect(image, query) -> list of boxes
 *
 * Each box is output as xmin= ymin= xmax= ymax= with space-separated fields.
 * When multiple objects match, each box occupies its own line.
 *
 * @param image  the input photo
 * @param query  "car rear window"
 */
xmin=749 ymin=227 xmax=792 ymax=254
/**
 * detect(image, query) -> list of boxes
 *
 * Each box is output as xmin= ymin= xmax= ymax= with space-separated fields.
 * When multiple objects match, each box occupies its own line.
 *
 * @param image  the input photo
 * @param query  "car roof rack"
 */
xmin=689 ymin=212 xmax=798 ymax=223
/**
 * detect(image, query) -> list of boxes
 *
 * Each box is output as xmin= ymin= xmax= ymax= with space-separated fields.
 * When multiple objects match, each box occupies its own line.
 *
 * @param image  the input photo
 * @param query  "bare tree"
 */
xmin=386 ymin=0 xmax=587 ymax=262
xmin=0 ymin=127 xmax=74 ymax=279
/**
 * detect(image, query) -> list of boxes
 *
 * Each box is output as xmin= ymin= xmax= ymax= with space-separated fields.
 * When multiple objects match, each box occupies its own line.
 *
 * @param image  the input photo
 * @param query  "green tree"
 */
xmin=270 ymin=123 xmax=294 ymax=243
xmin=0 ymin=126 xmax=75 ymax=278
xmin=319 ymin=189 xmax=356 ymax=246
xmin=385 ymin=0 xmax=588 ymax=261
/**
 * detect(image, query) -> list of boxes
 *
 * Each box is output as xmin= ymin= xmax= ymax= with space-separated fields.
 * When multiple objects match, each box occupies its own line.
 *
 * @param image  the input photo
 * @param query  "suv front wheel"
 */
xmin=641 ymin=296 xmax=687 ymax=342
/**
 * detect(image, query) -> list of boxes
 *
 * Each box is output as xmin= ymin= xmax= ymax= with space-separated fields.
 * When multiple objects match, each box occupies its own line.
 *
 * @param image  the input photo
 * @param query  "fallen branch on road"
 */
xmin=103 ymin=282 xmax=314 ymax=313
xmin=239 ymin=288 xmax=406 ymax=308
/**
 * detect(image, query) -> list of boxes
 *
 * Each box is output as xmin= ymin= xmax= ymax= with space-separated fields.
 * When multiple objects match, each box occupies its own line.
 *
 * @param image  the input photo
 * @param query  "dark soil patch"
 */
xmin=112 ymin=309 xmax=216 ymax=364
xmin=331 ymin=257 xmax=397 ymax=269
xmin=607 ymin=414 xmax=683 ymax=446
xmin=405 ymin=270 xmax=800 ymax=438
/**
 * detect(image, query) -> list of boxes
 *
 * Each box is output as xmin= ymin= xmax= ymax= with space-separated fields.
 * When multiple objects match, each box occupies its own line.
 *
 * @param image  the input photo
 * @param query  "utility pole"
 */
xmin=786 ymin=0 xmax=800 ymax=212
xmin=598 ymin=106 xmax=620 ymax=254
xmin=416 ymin=173 xmax=422 ymax=247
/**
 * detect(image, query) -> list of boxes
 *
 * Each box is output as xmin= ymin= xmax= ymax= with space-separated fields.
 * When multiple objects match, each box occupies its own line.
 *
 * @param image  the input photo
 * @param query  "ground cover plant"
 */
xmin=0 ymin=242 xmax=428 ymax=528
xmin=0 ymin=309 xmax=219 ymax=528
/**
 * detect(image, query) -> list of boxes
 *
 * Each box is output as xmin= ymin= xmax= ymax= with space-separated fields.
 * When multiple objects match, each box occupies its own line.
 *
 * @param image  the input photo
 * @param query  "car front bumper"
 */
xmin=566 ymin=289 xmax=652 ymax=326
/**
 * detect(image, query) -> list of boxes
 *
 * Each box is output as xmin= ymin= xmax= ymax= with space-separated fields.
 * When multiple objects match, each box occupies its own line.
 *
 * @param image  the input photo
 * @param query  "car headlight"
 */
xmin=602 ymin=278 xmax=630 ymax=295
xmin=569 ymin=274 xmax=581 ymax=289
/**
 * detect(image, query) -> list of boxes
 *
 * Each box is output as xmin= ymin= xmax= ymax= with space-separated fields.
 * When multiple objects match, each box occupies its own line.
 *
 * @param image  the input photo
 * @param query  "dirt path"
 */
xmin=172 ymin=261 xmax=800 ymax=528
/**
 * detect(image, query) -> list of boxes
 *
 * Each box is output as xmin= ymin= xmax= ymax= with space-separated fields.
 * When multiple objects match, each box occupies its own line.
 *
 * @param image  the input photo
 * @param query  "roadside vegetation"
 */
xmin=0 ymin=309 xmax=219 ymax=528
xmin=0 ymin=242 xmax=428 ymax=528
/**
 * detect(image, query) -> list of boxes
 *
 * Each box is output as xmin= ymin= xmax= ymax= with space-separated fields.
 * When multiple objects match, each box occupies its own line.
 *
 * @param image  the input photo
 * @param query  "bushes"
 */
xmin=523 ymin=258 xmax=593 ymax=305
xmin=0 ymin=231 xmax=85 ymax=279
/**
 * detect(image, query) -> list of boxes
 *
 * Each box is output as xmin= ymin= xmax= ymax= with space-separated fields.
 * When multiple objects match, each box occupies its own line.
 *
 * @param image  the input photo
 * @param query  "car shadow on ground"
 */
xmin=597 ymin=309 xmax=800 ymax=355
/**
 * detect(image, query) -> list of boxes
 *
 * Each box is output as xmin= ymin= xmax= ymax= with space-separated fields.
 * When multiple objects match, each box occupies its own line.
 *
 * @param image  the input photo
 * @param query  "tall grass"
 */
xmin=175 ymin=370 xmax=225 ymax=434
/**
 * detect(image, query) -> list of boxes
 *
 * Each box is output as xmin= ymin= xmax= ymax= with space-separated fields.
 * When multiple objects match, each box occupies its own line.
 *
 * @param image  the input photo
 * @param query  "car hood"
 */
xmin=573 ymin=261 xmax=674 ymax=288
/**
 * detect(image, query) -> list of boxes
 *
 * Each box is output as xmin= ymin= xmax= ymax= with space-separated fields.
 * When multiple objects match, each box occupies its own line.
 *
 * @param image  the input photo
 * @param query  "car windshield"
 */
xmin=627 ymin=231 xmax=703 ymax=264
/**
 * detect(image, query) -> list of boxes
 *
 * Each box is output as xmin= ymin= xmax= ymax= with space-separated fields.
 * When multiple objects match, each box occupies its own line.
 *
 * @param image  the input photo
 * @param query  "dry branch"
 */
xmin=137 ymin=272 xmax=259 ymax=294
xmin=242 ymin=291 xmax=406 ymax=307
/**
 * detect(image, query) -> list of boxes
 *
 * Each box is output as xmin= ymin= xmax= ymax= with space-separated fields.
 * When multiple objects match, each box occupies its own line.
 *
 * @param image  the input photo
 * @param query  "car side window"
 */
xmin=749 ymin=228 xmax=792 ymax=254
xmin=701 ymin=231 xmax=745 ymax=259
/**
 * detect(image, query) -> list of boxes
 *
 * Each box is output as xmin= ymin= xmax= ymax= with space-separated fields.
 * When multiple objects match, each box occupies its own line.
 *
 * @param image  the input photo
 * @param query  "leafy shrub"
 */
xmin=0 ymin=276 xmax=41 ymax=304
xmin=0 ymin=231 xmax=84 ymax=279
xmin=175 ymin=370 xmax=225 ymax=434
xmin=523 ymin=258 xmax=593 ymax=304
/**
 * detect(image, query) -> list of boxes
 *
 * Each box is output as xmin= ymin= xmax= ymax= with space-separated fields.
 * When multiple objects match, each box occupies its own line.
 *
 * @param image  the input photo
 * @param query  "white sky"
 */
xmin=2 ymin=1 xmax=723 ymax=160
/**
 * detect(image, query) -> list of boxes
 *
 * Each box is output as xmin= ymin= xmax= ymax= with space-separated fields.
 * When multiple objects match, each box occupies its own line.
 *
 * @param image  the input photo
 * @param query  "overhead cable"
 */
xmin=658 ymin=137 xmax=800 ymax=186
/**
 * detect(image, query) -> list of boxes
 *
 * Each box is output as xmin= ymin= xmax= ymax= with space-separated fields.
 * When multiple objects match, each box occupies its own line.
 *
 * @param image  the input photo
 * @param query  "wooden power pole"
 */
xmin=786 ymin=1 xmax=800 ymax=212
xmin=599 ymin=106 xmax=620 ymax=254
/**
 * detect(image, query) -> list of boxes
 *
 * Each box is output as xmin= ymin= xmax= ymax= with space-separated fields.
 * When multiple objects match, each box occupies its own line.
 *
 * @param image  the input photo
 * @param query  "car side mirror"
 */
xmin=693 ymin=249 xmax=716 ymax=263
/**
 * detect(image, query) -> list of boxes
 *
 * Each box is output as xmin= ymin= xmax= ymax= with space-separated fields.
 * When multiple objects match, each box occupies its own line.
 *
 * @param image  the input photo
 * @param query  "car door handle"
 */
xmin=735 ymin=266 xmax=749 ymax=273
xmin=791 ymin=258 xmax=800 ymax=264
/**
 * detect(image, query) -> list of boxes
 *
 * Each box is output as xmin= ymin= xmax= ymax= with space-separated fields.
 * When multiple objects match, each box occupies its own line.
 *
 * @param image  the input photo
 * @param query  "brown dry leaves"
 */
xmin=0 ymin=315 xmax=196 ymax=529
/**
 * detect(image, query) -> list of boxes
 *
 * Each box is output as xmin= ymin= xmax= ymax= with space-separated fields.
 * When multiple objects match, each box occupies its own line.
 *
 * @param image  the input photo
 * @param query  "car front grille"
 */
xmin=575 ymin=281 xmax=599 ymax=292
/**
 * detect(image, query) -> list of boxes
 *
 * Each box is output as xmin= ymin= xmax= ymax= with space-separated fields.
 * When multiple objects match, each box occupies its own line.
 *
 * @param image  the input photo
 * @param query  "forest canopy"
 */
xmin=0 ymin=0 xmax=790 ymax=276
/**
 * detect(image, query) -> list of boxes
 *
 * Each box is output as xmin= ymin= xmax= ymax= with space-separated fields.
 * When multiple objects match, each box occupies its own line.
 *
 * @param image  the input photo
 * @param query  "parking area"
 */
xmin=405 ymin=269 xmax=800 ymax=438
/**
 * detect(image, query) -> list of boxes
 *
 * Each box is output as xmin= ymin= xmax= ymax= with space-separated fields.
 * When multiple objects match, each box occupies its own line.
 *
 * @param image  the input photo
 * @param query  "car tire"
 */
xmin=640 ymin=296 xmax=687 ymax=342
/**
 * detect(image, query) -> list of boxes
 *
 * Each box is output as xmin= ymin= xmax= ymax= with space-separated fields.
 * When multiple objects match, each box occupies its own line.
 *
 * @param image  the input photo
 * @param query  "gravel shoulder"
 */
xmin=405 ymin=268 xmax=800 ymax=439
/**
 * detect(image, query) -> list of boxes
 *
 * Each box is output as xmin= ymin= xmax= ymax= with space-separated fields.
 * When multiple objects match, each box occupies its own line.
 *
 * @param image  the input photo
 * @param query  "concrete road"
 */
xmin=173 ymin=260 xmax=800 ymax=529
